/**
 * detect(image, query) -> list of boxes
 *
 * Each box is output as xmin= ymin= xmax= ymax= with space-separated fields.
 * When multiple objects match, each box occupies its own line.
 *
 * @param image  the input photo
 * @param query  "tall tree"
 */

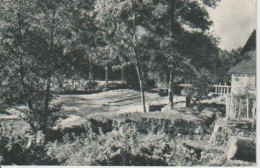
xmin=62 ymin=0 xmax=97 ymax=80
xmin=29 ymin=0 xmax=68 ymax=112
xmin=152 ymin=0 xmax=221 ymax=109
xmin=0 ymin=0 xmax=35 ymax=109
xmin=0 ymin=0 xmax=70 ymax=133
xmin=95 ymin=0 xmax=120 ymax=85
xmin=96 ymin=0 xmax=163 ymax=112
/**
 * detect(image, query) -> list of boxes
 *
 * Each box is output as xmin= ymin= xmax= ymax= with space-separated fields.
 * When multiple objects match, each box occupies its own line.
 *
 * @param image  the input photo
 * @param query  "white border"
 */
xmin=1 ymin=0 xmax=259 ymax=168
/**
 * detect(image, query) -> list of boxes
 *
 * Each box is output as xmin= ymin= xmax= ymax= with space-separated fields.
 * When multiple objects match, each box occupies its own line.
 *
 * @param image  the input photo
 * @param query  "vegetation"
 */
xmin=0 ymin=0 xmax=255 ymax=166
xmin=0 ymin=117 xmax=255 ymax=166
xmin=0 ymin=0 xmax=240 ymax=115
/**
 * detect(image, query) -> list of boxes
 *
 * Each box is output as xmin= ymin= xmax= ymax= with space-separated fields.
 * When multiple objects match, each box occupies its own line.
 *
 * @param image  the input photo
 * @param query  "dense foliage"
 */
xmin=1 ymin=119 xmax=255 ymax=166
xmin=0 ymin=0 xmax=238 ymax=115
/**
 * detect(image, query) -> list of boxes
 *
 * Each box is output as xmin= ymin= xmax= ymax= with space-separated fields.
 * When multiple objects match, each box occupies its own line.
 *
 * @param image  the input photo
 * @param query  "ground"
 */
xmin=0 ymin=88 xmax=256 ymax=166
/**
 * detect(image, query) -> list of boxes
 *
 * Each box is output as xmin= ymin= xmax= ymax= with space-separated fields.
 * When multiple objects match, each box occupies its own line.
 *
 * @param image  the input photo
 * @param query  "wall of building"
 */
xmin=227 ymin=73 xmax=256 ymax=119
xmin=231 ymin=74 xmax=256 ymax=96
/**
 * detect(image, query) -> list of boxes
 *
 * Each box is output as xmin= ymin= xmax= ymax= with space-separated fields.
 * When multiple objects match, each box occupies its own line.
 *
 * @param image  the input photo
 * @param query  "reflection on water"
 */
xmin=54 ymin=89 xmax=176 ymax=117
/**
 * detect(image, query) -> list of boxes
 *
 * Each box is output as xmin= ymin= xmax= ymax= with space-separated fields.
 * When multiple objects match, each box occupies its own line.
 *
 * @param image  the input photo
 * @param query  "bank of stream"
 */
xmin=0 ymin=89 xmax=255 ymax=166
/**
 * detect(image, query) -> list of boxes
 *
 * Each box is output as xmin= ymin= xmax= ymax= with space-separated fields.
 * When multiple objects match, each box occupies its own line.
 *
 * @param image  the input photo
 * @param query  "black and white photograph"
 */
xmin=0 ymin=0 xmax=257 ymax=166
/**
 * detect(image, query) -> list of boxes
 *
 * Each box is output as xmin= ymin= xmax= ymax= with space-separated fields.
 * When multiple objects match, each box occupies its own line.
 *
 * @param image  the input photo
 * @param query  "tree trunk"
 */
xmin=16 ymin=2 xmax=34 ymax=111
xmin=105 ymin=64 xmax=109 ymax=85
xmin=44 ymin=9 xmax=55 ymax=112
xmin=121 ymin=64 xmax=125 ymax=82
xmin=168 ymin=70 xmax=174 ymax=109
xmin=135 ymin=64 xmax=146 ymax=113
xmin=88 ymin=58 xmax=94 ymax=80
xmin=186 ymin=95 xmax=191 ymax=107
xmin=168 ymin=0 xmax=176 ymax=110
xmin=131 ymin=6 xmax=146 ymax=113
xmin=213 ymin=64 xmax=216 ymax=82
xmin=27 ymin=82 xmax=34 ymax=110
xmin=163 ymin=72 xmax=167 ymax=88
xmin=44 ymin=77 xmax=51 ymax=112
xmin=157 ymin=70 xmax=161 ymax=87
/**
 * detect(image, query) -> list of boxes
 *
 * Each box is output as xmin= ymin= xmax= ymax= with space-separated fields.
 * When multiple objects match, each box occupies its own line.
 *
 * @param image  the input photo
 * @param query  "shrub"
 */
xmin=0 ymin=122 xmax=57 ymax=165
xmin=46 ymin=123 xmax=177 ymax=166
xmin=84 ymin=80 xmax=99 ymax=90
xmin=106 ymin=82 xmax=127 ymax=90
xmin=21 ymin=105 xmax=62 ymax=135
xmin=63 ymin=83 xmax=76 ymax=91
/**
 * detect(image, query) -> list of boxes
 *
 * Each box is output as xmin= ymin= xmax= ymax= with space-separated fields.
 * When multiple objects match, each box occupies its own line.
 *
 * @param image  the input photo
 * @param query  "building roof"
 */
xmin=229 ymin=50 xmax=256 ymax=74
xmin=241 ymin=30 xmax=256 ymax=55
xmin=229 ymin=30 xmax=256 ymax=75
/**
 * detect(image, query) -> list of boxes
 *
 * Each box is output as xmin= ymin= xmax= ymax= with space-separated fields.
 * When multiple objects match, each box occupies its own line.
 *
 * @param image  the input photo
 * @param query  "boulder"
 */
xmin=210 ymin=118 xmax=228 ymax=144
xmin=183 ymin=141 xmax=205 ymax=158
xmin=226 ymin=136 xmax=256 ymax=162
xmin=147 ymin=104 xmax=166 ymax=112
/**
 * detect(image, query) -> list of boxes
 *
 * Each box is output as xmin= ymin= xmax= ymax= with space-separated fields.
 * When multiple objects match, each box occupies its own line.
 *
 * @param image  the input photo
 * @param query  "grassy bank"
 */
xmin=0 ymin=95 xmax=256 ymax=166
xmin=56 ymin=81 xmax=127 ymax=95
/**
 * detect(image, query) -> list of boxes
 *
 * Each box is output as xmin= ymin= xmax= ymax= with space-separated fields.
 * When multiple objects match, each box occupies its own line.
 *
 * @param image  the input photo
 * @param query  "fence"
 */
xmin=226 ymin=95 xmax=256 ymax=123
xmin=212 ymin=84 xmax=231 ymax=95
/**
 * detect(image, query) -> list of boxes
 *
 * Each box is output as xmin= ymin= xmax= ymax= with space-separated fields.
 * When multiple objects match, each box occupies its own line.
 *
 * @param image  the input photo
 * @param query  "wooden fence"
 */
xmin=213 ymin=84 xmax=231 ymax=95
xmin=226 ymin=95 xmax=256 ymax=124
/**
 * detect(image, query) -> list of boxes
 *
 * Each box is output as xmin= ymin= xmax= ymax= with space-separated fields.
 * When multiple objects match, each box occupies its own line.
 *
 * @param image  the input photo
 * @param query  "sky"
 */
xmin=208 ymin=0 xmax=256 ymax=51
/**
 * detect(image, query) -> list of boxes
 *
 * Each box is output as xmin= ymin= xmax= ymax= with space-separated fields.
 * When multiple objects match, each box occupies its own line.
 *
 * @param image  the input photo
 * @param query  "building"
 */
xmin=226 ymin=30 xmax=256 ymax=123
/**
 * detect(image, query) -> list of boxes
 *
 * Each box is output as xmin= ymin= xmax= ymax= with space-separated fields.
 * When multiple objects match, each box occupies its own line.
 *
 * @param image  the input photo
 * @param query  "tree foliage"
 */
xmin=0 ymin=0 xmax=229 ymax=124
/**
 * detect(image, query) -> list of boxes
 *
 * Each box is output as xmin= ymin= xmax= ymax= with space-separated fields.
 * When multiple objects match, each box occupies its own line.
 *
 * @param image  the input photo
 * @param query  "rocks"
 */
xmin=183 ymin=141 xmax=205 ymax=159
xmin=226 ymin=136 xmax=256 ymax=162
xmin=146 ymin=104 xmax=166 ymax=112
xmin=210 ymin=118 xmax=228 ymax=145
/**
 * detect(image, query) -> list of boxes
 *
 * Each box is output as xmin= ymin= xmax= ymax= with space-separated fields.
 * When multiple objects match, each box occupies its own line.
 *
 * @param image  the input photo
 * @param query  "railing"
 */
xmin=226 ymin=95 xmax=256 ymax=125
xmin=212 ymin=84 xmax=231 ymax=95
xmin=154 ymin=82 xmax=231 ymax=96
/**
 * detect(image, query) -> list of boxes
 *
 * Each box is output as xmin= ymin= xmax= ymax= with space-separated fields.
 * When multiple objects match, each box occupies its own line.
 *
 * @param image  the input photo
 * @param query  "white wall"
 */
xmin=231 ymin=74 xmax=256 ymax=96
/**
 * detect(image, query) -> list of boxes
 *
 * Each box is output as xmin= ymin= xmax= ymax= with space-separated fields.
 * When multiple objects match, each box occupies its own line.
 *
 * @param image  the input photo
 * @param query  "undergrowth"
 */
xmin=0 ymin=118 xmax=256 ymax=166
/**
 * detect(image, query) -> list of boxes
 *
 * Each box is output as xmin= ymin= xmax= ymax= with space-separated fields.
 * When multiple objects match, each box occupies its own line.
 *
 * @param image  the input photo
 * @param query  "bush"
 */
xmin=21 ymin=105 xmax=62 ymax=135
xmin=106 ymin=82 xmax=127 ymax=90
xmin=0 ymin=122 xmax=57 ymax=165
xmin=46 ymin=123 xmax=177 ymax=166
xmin=2 ymin=114 xmax=254 ymax=166
xmin=63 ymin=83 xmax=76 ymax=91
xmin=84 ymin=80 xmax=99 ymax=90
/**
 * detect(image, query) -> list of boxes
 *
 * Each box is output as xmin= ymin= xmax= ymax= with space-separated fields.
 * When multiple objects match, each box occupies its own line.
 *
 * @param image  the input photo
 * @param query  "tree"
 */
xmin=0 ymin=0 xmax=35 ymax=110
xmin=150 ymin=0 xmax=221 ymax=109
xmin=62 ymin=0 xmax=98 ymax=80
xmin=94 ymin=46 xmax=118 ymax=85
xmin=95 ymin=0 xmax=120 ymax=85
xmin=26 ymin=0 xmax=68 ymax=112
xmin=214 ymin=47 xmax=242 ymax=82
xmin=0 ymin=0 xmax=69 ymax=134
xmin=96 ymin=0 xmax=164 ymax=113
